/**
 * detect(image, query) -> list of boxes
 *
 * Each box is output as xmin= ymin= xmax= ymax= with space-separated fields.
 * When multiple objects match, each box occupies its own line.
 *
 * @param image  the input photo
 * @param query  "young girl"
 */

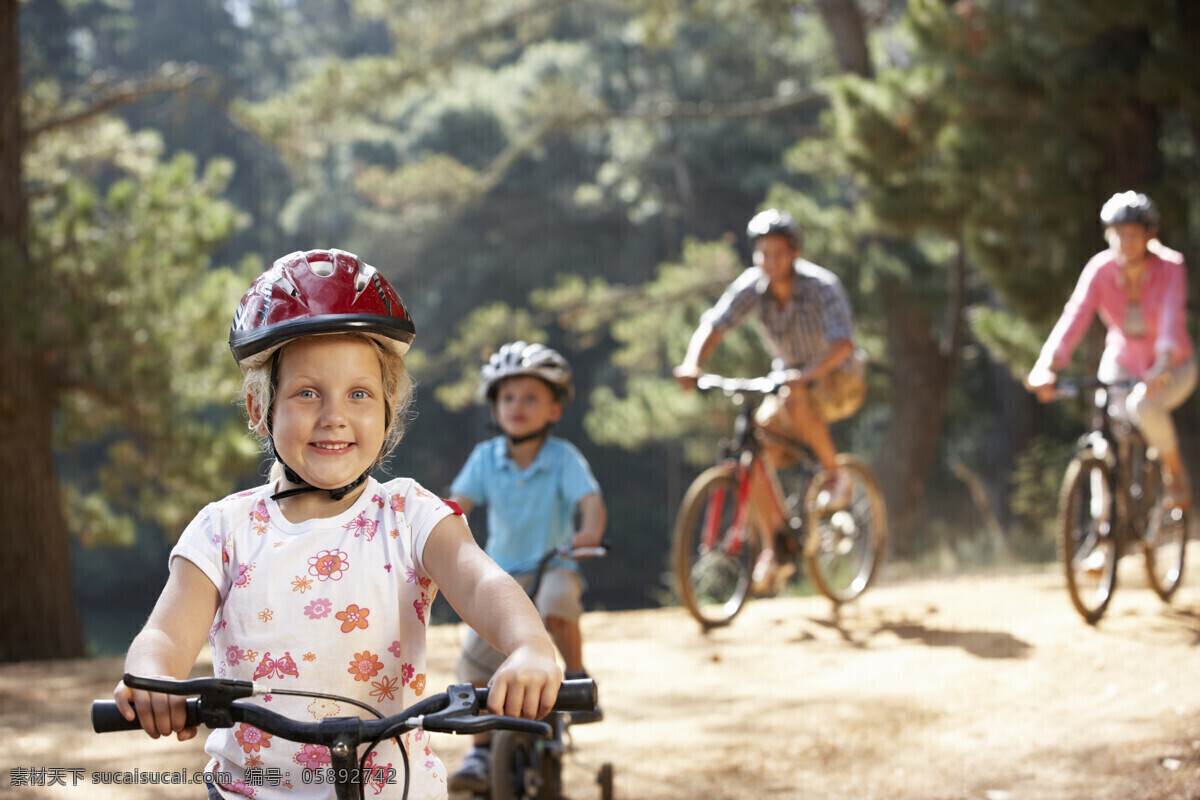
xmin=112 ymin=249 xmax=562 ymax=800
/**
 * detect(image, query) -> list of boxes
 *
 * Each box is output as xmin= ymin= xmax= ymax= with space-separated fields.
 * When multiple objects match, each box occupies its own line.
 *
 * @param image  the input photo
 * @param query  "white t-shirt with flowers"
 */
xmin=171 ymin=476 xmax=457 ymax=799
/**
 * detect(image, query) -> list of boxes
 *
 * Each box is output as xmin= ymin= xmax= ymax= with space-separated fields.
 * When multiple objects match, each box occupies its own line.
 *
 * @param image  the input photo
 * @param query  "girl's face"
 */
xmin=1106 ymin=222 xmax=1153 ymax=266
xmin=752 ymin=234 xmax=799 ymax=283
xmin=253 ymin=335 xmax=389 ymax=498
xmin=493 ymin=375 xmax=562 ymax=440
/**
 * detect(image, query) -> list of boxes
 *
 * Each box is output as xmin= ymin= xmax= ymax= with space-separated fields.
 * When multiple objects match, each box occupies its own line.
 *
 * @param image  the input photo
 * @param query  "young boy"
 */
xmin=447 ymin=341 xmax=607 ymax=792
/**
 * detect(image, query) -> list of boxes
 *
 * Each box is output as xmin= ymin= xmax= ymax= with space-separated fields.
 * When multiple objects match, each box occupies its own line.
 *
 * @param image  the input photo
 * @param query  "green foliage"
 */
xmin=24 ymin=93 xmax=258 ymax=544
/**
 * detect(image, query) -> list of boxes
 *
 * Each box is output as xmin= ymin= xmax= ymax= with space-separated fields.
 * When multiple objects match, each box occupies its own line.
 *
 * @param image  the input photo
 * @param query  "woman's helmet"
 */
xmin=229 ymin=248 xmax=415 ymax=372
xmin=1099 ymin=191 xmax=1159 ymax=229
xmin=746 ymin=208 xmax=802 ymax=248
xmin=480 ymin=341 xmax=574 ymax=403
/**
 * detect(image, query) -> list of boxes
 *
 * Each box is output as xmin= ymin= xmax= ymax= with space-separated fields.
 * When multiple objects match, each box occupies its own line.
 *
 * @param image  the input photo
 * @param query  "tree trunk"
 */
xmin=873 ymin=274 xmax=955 ymax=558
xmin=0 ymin=0 xmax=84 ymax=662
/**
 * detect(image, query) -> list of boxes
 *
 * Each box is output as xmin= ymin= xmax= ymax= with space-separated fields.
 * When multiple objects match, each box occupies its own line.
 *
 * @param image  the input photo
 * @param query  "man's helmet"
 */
xmin=746 ymin=208 xmax=802 ymax=248
xmin=1099 ymin=191 xmax=1159 ymax=229
xmin=230 ymin=248 xmax=415 ymax=371
xmin=480 ymin=341 xmax=574 ymax=403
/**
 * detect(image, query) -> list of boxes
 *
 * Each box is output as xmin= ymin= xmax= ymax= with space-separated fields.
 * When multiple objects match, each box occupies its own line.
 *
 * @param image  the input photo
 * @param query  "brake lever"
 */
xmin=123 ymin=674 xmax=256 ymax=729
xmin=411 ymin=683 xmax=552 ymax=738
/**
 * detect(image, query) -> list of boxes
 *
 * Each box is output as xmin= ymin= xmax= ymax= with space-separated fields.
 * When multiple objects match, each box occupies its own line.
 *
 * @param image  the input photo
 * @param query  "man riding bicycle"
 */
xmin=1027 ymin=191 xmax=1196 ymax=510
xmin=674 ymin=208 xmax=866 ymax=512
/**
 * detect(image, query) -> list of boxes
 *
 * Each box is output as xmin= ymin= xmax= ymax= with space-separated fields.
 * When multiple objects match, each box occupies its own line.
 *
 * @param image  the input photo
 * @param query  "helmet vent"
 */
xmin=309 ymin=257 xmax=335 ymax=277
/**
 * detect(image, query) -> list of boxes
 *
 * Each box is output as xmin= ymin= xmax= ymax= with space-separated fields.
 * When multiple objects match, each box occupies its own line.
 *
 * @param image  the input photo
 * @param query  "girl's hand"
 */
xmin=113 ymin=678 xmax=198 ymax=741
xmin=486 ymin=643 xmax=562 ymax=721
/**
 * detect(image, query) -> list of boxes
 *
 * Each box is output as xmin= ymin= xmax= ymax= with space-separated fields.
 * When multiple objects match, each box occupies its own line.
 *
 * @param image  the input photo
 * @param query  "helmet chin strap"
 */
xmin=268 ymin=443 xmax=372 ymax=503
xmin=503 ymin=423 xmax=554 ymax=446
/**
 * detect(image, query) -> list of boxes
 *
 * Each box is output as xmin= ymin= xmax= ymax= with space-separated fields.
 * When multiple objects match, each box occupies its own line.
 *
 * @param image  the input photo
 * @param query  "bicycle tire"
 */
xmin=1057 ymin=455 xmax=1118 ymax=624
xmin=672 ymin=464 xmax=760 ymax=630
xmin=490 ymin=729 xmax=560 ymax=800
xmin=1144 ymin=502 xmax=1188 ymax=602
xmin=802 ymin=454 xmax=887 ymax=603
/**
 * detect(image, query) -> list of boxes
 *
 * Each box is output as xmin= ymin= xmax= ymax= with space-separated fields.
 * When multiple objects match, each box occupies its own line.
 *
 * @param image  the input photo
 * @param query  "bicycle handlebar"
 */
xmin=92 ymin=677 xmax=598 ymax=741
xmin=1052 ymin=376 xmax=1139 ymax=400
xmin=695 ymin=373 xmax=786 ymax=396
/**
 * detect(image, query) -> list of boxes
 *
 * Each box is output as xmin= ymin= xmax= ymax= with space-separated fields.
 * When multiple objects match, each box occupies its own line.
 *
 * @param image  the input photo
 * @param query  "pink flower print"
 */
xmin=413 ymin=595 xmax=429 ymax=625
xmin=388 ymin=640 xmax=402 ymax=659
xmin=344 ymin=511 xmax=378 ymax=541
xmin=348 ymin=651 xmax=383 ymax=683
xmin=304 ymin=598 xmax=332 ymax=620
xmin=308 ymin=549 xmax=349 ymax=581
xmin=405 ymin=567 xmax=419 ymax=584
xmin=234 ymin=723 xmax=271 ymax=754
xmin=363 ymin=752 xmax=393 ymax=797
xmin=390 ymin=495 xmax=405 ymax=514
xmin=221 ymin=780 xmax=257 ymax=797
xmin=233 ymin=562 xmax=255 ymax=588
xmin=251 ymin=500 xmax=270 ymax=535
xmin=415 ymin=486 xmax=435 ymax=499
xmin=294 ymin=743 xmax=331 ymax=771
xmin=336 ymin=604 xmax=370 ymax=633
xmin=401 ymin=663 xmax=414 ymax=684
xmin=371 ymin=493 xmax=385 ymax=508
xmin=226 ymin=645 xmax=245 ymax=668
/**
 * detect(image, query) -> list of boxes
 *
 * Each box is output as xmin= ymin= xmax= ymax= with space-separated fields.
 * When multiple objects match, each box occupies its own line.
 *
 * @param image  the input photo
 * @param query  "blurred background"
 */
xmin=3 ymin=0 xmax=1198 ymax=661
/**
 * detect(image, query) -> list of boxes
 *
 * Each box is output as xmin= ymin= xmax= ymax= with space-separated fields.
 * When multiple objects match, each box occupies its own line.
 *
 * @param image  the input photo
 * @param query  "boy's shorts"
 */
xmin=455 ymin=567 xmax=584 ymax=684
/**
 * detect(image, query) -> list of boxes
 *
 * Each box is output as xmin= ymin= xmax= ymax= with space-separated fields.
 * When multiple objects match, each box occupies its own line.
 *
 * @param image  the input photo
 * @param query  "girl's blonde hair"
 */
xmin=241 ymin=333 xmax=414 ymax=481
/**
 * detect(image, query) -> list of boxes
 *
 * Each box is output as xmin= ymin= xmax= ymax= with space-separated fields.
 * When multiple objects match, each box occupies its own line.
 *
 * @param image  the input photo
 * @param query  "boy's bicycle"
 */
xmin=464 ymin=542 xmax=612 ymax=800
xmin=1052 ymin=376 xmax=1189 ymax=624
xmin=92 ymin=675 xmax=598 ymax=800
xmin=672 ymin=373 xmax=887 ymax=630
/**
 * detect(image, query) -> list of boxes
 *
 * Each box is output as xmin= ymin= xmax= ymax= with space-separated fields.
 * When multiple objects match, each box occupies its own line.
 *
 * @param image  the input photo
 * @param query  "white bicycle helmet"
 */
xmin=480 ymin=341 xmax=574 ymax=403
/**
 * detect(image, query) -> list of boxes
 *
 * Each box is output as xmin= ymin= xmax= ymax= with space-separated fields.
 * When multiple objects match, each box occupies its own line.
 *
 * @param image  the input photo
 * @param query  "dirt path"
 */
xmin=4 ymin=560 xmax=1200 ymax=799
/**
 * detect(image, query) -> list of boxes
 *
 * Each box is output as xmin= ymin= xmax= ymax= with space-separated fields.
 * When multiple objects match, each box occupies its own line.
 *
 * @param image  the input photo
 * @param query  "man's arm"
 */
xmin=674 ymin=320 xmax=726 ymax=388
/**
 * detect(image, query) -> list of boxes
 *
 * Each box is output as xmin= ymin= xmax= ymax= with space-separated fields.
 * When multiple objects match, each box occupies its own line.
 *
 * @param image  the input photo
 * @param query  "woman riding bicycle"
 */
xmin=1027 ymin=191 xmax=1196 ymax=509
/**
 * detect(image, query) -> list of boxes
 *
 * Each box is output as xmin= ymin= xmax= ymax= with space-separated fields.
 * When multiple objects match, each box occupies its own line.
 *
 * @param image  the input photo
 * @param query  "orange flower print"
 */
xmin=336 ymin=604 xmax=370 ymax=633
xmin=251 ymin=499 xmax=270 ymax=535
xmin=243 ymin=649 xmax=258 ymax=662
xmin=370 ymin=675 xmax=400 ymax=703
xmin=308 ymin=698 xmax=341 ymax=720
xmin=245 ymin=754 xmax=263 ymax=769
xmin=234 ymin=723 xmax=272 ymax=754
xmin=303 ymin=652 xmax=316 ymax=662
xmin=308 ymin=549 xmax=349 ymax=581
xmin=291 ymin=576 xmax=313 ymax=593
xmin=348 ymin=651 xmax=383 ymax=683
xmin=409 ymin=672 xmax=426 ymax=696
xmin=258 ymin=608 xmax=273 ymax=623
xmin=371 ymin=493 xmax=385 ymax=508
xmin=390 ymin=495 xmax=405 ymax=514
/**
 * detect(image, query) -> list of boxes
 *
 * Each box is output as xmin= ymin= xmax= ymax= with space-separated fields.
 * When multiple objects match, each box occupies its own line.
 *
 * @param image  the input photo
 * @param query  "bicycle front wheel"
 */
xmin=1058 ymin=456 xmax=1117 ymax=624
xmin=490 ymin=729 xmax=559 ymax=800
xmin=1144 ymin=502 xmax=1188 ymax=602
xmin=673 ymin=464 xmax=760 ymax=630
xmin=803 ymin=454 xmax=887 ymax=603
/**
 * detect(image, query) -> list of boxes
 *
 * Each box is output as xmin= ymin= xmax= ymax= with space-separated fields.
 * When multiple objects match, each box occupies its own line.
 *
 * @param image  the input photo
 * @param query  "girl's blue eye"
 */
xmin=352 ymin=390 xmax=369 ymax=400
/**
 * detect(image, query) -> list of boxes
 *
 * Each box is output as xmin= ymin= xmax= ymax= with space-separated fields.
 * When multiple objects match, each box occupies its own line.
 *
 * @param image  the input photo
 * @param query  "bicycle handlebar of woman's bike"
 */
xmin=92 ymin=676 xmax=598 ymax=741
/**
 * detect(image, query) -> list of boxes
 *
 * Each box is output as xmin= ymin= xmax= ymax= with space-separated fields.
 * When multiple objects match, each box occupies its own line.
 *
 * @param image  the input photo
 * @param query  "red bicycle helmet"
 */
xmin=230 ymin=248 xmax=415 ymax=371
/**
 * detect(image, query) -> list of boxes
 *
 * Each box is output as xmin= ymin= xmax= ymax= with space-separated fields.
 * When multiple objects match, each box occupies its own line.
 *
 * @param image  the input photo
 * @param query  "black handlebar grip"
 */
xmin=91 ymin=699 xmax=201 ymax=733
xmin=552 ymin=679 xmax=597 ymax=713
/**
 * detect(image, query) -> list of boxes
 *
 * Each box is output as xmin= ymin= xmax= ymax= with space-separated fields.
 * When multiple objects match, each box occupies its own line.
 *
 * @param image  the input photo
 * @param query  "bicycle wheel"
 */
xmin=1057 ymin=456 xmax=1118 ymax=624
xmin=673 ymin=464 xmax=760 ymax=630
xmin=1144 ymin=501 xmax=1188 ymax=602
xmin=490 ymin=729 xmax=559 ymax=800
xmin=802 ymin=454 xmax=887 ymax=603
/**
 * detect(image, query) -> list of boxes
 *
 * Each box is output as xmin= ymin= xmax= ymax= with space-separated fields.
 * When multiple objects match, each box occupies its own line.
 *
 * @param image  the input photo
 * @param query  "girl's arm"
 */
xmin=571 ymin=492 xmax=606 ymax=548
xmin=113 ymin=557 xmax=220 ymax=740
xmin=423 ymin=514 xmax=561 ymax=720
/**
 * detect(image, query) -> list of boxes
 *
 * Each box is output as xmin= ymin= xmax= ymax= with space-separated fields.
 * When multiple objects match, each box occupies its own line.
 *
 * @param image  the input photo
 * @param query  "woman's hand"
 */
xmin=1025 ymin=365 xmax=1058 ymax=403
xmin=113 ymin=678 xmax=198 ymax=741
xmin=487 ymin=643 xmax=562 ymax=721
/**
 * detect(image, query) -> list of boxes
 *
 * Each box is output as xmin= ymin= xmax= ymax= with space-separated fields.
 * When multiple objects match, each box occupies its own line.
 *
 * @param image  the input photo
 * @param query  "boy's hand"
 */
xmin=487 ymin=643 xmax=562 ymax=721
xmin=113 ymin=678 xmax=198 ymax=741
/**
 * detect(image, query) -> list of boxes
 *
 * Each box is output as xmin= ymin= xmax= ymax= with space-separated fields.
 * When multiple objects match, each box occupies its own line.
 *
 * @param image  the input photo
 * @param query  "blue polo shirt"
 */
xmin=451 ymin=435 xmax=601 ymax=574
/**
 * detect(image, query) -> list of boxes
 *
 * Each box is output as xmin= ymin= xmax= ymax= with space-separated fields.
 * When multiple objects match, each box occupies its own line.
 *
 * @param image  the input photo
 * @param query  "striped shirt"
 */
xmin=702 ymin=260 xmax=856 ymax=369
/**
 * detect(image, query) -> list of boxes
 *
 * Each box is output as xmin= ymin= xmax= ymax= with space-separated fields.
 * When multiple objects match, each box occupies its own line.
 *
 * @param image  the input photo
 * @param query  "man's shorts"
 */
xmin=756 ymin=350 xmax=867 ymax=428
xmin=455 ymin=567 xmax=584 ymax=684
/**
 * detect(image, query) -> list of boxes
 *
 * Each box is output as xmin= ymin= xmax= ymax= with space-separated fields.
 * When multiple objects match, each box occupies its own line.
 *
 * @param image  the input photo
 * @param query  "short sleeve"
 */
xmin=450 ymin=442 xmax=489 ymax=505
xmin=403 ymin=480 xmax=462 ymax=579
xmin=170 ymin=504 xmax=232 ymax=597
xmin=700 ymin=269 xmax=760 ymax=333
xmin=556 ymin=441 xmax=601 ymax=508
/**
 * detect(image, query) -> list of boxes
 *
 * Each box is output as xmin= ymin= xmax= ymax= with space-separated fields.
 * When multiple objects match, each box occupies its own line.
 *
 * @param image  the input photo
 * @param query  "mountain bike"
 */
xmin=92 ymin=675 xmax=598 ymax=800
xmin=1053 ymin=376 xmax=1189 ymax=624
xmin=461 ymin=542 xmax=613 ymax=800
xmin=672 ymin=373 xmax=887 ymax=630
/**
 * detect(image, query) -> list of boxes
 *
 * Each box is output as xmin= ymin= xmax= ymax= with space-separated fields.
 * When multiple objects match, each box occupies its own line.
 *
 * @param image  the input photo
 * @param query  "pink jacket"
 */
xmin=1040 ymin=244 xmax=1192 ymax=376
